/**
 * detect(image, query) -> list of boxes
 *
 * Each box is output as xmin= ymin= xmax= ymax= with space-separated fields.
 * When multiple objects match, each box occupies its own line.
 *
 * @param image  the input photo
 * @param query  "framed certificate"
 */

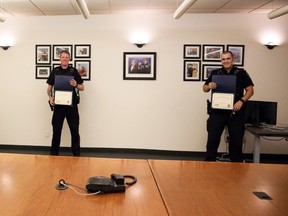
xmin=212 ymin=93 xmax=234 ymax=110
xmin=54 ymin=90 xmax=73 ymax=106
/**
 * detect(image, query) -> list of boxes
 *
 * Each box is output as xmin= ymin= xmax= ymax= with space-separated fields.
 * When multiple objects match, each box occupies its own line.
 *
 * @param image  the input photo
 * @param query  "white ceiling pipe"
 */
xmin=268 ymin=4 xmax=288 ymax=19
xmin=76 ymin=0 xmax=90 ymax=19
xmin=173 ymin=0 xmax=197 ymax=19
xmin=0 ymin=14 xmax=5 ymax=22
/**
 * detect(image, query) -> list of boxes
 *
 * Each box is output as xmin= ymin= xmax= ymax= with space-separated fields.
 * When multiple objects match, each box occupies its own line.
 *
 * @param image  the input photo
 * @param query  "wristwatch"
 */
xmin=239 ymin=98 xmax=245 ymax=103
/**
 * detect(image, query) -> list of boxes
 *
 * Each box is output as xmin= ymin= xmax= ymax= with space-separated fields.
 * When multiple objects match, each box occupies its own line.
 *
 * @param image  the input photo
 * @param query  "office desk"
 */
xmin=149 ymin=160 xmax=288 ymax=216
xmin=245 ymin=126 xmax=288 ymax=163
xmin=0 ymin=154 xmax=168 ymax=216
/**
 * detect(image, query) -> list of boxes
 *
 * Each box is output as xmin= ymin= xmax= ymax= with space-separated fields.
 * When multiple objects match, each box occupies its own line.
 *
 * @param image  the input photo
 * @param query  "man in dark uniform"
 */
xmin=47 ymin=50 xmax=84 ymax=156
xmin=203 ymin=51 xmax=254 ymax=162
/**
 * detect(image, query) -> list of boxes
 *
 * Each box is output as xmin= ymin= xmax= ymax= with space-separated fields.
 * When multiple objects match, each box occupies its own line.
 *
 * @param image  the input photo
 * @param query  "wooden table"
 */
xmin=0 ymin=154 xmax=168 ymax=216
xmin=2 ymin=153 xmax=288 ymax=216
xmin=149 ymin=160 xmax=288 ymax=216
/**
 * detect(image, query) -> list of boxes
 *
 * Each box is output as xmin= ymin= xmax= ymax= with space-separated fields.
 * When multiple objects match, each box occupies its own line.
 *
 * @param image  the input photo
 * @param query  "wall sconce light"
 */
xmin=0 ymin=14 xmax=5 ymax=23
xmin=0 ymin=45 xmax=10 ymax=50
xmin=265 ymin=42 xmax=277 ymax=50
xmin=135 ymin=43 xmax=145 ymax=48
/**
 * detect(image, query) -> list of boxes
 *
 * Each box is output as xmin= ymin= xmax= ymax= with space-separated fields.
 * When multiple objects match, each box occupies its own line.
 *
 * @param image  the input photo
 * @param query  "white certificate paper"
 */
xmin=212 ymin=93 xmax=234 ymax=110
xmin=54 ymin=91 xmax=73 ymax=106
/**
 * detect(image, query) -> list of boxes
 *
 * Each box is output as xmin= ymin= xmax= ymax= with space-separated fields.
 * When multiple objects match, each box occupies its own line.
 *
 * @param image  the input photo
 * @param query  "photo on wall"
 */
xmin=227 ymin=45 xmax=245 ymax=66
xmin=123 ymin=52 xmax=156 ymax=80
xmin=35 ymin=65 xmax=51 ymax=79
xmin=203 ymin=45 xmax=225 ymax=61
xmin=74 ymin=60 xmax=91 ymax=80
xmin=202 ymin=64 xmax=222 ymax=81
xmin=35 ymin=45 xmax=51 ymax=64
xmin=183 ymin=60 xmax=201 ymax=81
xmin=183 ymin=44 xmax=201 ymax=59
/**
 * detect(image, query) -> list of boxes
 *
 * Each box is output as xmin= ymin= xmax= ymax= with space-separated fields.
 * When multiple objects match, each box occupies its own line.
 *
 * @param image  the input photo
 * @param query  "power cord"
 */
xmin=55 ymin=179 xmax=101 ymax=196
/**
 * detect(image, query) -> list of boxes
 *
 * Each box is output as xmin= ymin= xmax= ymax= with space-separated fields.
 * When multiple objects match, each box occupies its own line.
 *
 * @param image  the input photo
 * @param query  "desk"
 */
xmin=0 ymin=154 xmax=168 ymax=216
xmin=149 ymin=160 xmax=288 ymax=216
xmin=245 ymin=126 xmax=288 ymax=163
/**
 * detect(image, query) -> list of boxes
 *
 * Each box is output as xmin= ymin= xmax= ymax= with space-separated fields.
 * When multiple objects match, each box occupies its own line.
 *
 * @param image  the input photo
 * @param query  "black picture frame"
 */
xmin=183 ymin=44 xmax=201 ymax=59
xmin=53 ymin=45 xmax=73 ymax=61
xmin=123 ymin=52 xmax=157 ymax=80
xmin=183 ymin=60 xmax=201 ymax=81
xmin=35 ymin=45 xmax=51 ymax=64
xmin=227 ymin=45 xmax=245 ymax=66
xmin=202 ymin=44 xmax=225 ymax=61
xmin=202 ymin=64 xmax=222 ymax=81
xmin=74 ymin=44 xmax=91 ymax=58
xmin=74 ymin=60 xmax=91 ymax=80
xmin=36 ymin=65 xmax=51 ymax=79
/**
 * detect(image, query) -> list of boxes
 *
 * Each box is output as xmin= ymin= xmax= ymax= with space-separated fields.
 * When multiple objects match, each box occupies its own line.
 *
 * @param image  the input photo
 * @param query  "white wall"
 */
xmin=0 ymin=13 xmax=287 ymax=154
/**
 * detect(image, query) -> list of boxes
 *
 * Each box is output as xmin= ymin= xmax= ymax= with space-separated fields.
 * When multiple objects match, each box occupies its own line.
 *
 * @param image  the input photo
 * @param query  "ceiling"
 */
xmin=0 ymin=0 xmax=288 ymax=18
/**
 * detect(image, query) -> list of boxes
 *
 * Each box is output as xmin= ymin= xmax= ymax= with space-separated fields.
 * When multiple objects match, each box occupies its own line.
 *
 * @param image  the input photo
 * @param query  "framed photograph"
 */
xmin=74 ymin=60 xmax=91 ymax=80
xmin=183 ymin=60 xmax=201 ymax=81
xmin=202 ymin=64 xmax=222 ymax=81
xmin=123 ymin=52 xmax=156 ymax=80
xmin=183 ymin=44 xmax=201 ymax=59
xmin=36 ymin=65 xmax=51 ymax=79
xmin=53 ymin=45 xmax=73 ymax=61
xmin=227 ymin=45 xmax=245 ymax=66
xmin=203 ymin=45 xmax=225 ymax=61
xmin=35 ymin=45 xmax=51 ymax=64
xmin=74 ymin=44 xmax=91 ymax=58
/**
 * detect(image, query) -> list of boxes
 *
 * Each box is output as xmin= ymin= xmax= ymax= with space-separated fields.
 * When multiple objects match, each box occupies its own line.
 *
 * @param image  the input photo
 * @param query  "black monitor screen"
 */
xmin=245 ymin=100 xmax=277 ymax=126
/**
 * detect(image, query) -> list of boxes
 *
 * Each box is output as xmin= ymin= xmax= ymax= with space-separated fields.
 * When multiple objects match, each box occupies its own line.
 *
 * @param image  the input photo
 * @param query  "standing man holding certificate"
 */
xmin=202 ymin=51 xmax=254 ymax=162
xmin=47 ymin=50 xmax=84 ymax=156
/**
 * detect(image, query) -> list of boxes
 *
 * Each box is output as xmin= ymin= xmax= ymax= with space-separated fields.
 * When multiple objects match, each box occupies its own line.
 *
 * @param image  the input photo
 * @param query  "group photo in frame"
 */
xmin=74 ymin=60 xmax=91 ymax=80
xmin=53 ymin=45 xmax=73 ymax=61
xmin=183 ymin=60 xmax=201 ymax=81
xmin=35 ymin=65 xmax=51 ymax=79
xmin=183 ymin=44 xmax=201 ymax=59
xmin=74 ymin=44 xmax=91 ymax=58
xmin=203 ymin=44 xmax=225 ymax=61
xmin=227 ymin=45 xmax=245 ymax=66
xmin=202 ymin=64 xmax=222 ymax=81
xmin=123 ymin=52 xmax=156 ymax=80
xmin=35 ymin=45 xmax=51 ymax=64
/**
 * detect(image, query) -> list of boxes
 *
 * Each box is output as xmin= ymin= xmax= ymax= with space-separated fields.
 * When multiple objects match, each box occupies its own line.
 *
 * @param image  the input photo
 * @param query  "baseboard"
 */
xmin=0 ymin=144 xmax=287 ymax=163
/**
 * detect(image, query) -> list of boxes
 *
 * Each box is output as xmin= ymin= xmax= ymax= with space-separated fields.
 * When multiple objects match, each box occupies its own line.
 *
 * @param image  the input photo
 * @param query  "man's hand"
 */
xmin=70 ymin=79 xmax=78 ymax=87
xmin=208 ymin=82 xmax=217 ymax=89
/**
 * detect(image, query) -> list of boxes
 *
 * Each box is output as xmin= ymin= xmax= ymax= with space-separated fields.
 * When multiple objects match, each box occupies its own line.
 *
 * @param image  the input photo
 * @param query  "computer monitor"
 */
xmin=245 ymin=100 xmax=277 ymax=127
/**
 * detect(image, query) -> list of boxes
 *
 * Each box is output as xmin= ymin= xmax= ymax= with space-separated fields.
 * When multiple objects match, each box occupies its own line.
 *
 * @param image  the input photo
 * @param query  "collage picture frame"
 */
xmin=35 ymin=44 xmax=92 ymax=80
xmin=183 ymin=44 xmax=245 ymax=82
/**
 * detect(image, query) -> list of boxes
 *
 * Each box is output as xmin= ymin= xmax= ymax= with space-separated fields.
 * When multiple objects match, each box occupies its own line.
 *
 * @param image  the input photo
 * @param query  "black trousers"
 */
xmin=205 ymin=110 xmax=245 ymax=162
xmin=50 ymin=105 xmax=80 ymax=156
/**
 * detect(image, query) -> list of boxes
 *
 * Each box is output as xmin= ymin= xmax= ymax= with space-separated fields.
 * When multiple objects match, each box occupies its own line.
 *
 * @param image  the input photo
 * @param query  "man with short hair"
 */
xmin=203 ymin=51 xmax=254 ymax=162
xmin=47 ymin=50 xmax=84 ymax=156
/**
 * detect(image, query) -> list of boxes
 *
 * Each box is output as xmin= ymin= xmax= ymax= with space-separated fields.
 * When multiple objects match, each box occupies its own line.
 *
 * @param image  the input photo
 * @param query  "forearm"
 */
xmin=241 ymin=85 xmax=254 ymax=102
xmin=76 ymin=83 xmax=84 ymax=91
xmin=203 ymin=84 xmax=211 ymax=93
xmin=47 ymin=85 xmax=53 ymax=99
